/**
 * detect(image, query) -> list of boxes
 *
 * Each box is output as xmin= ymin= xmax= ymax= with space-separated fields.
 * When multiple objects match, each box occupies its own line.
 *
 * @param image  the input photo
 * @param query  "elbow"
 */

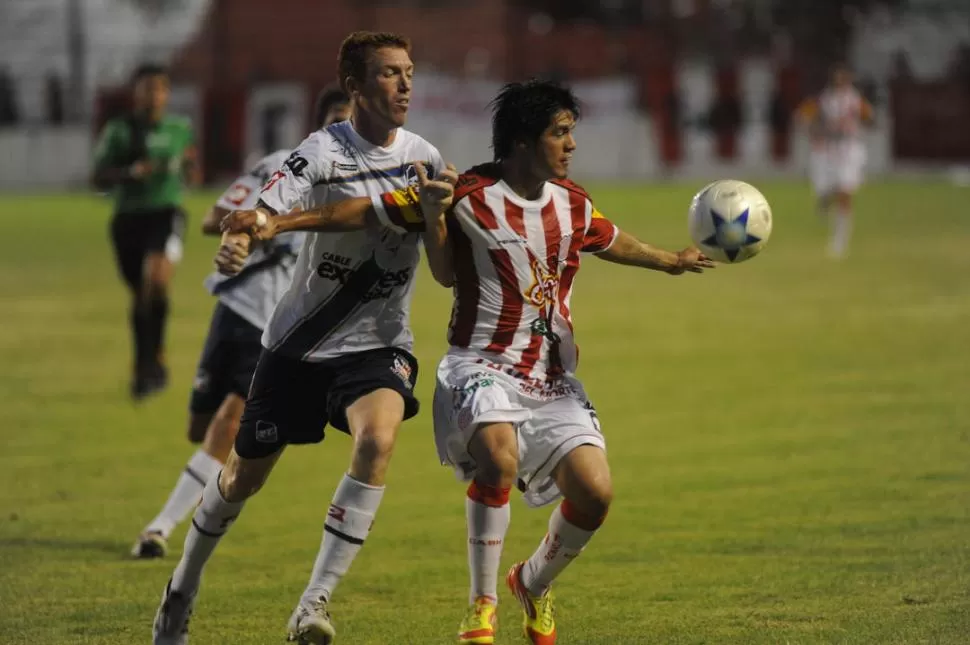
xmin=430 ymin=267 xmax=455 ymax=288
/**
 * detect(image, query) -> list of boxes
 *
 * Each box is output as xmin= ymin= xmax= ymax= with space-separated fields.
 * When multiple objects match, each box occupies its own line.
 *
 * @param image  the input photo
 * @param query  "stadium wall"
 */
xmin=5 ymin=73 xmax=968 ymax=190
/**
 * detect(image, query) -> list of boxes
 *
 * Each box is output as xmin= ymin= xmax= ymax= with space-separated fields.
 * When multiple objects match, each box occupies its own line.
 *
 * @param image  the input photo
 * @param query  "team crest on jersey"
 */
xmin=524 ymin=256 xmax=559 ymax=308
xmin=404 ymin=163 xmax=419 ymax=186
xmin=390 ymin=354 xmax=413 ymax=389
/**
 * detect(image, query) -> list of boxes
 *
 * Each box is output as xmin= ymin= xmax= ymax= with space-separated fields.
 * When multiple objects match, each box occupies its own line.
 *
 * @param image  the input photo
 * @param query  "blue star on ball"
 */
xmin=702 ymin=208 xmax=762 ymax=261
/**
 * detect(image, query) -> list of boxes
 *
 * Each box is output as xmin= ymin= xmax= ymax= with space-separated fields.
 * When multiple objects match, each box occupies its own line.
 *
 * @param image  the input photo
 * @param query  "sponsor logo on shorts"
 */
xmin=254 ymin=420 xmax=278 ymax=444
xmin=193 ymin=370 xmax=210 ymax=392
xmin=391 ymin=354 xmax=413 ymax=389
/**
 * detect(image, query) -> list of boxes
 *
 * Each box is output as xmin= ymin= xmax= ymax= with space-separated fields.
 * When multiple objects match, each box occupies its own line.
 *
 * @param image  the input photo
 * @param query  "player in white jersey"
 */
xmin=383 ymin=80 xmax=713 ymax=644
xmin=152 ymin=32 xmax=457 ymax=645
xmin=130 ymin=89 xmax=351 ymax=560
xmin=797 ymin=64 xmax=874 ymax=258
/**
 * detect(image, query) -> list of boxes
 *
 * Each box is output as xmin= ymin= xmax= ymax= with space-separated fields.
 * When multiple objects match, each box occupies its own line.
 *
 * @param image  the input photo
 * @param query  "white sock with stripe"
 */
xmin=170 ymin=472 xmax=245 ymax=594
xmin=300 ymin=474 xmax=384 ymax=605
xmin=520 ymin=500 xmax=602 ymax=597
xmin=466 ymin=482 xmax=511 ymax=604
xmin=145 ymin=449 xmax=222 ymax=538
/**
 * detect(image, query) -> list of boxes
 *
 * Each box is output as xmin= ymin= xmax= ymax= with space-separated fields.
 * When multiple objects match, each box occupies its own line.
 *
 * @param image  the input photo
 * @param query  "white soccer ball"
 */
xmin=688 ymin=180 xmax=772 ymax=264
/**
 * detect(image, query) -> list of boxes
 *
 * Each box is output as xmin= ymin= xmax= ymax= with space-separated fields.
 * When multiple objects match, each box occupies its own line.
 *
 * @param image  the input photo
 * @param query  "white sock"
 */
xmin=300 ymin=474 xmax=384 ymax=605
xmin=145 ymin=450 xmax=223 ymax=538
xmin=170 ymin=472 xmax=244 ymax=594
xmin=466 ymin=482 xmax=511 ymax=604
xmin=829 ymin=206 xmax=852 ymax=256
xmin=521 ymin=502 xmax=599 ymax=597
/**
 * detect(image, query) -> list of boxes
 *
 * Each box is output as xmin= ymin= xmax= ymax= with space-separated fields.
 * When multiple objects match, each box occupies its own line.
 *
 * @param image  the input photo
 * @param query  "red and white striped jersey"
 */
xmin=443 ymin=164 xmax=617 ymax=392
xmin=802 ymin=86 xmax=872 ymax=143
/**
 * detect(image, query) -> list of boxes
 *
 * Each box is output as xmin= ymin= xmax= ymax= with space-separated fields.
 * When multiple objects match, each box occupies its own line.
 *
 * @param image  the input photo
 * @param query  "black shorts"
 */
xmin=189 ymin=302 xmax=263 ymax=415
xmin=235 ymin=347 xmax=420 ymax=459
xmin=110 ymin=207 xmax=186 ymax=290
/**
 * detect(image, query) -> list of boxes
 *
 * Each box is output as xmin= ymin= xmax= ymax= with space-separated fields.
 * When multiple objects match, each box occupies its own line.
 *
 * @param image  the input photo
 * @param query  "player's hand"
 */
xmin=415 ymin=161 xmax=458 ymax=219
xmin=668 ymin=247 xmax=716 ymax=275
xmin=220 ymin=208 xmax=278 ymax=241
xmin=129 ymin=160 xmax=155 ymax=179
xmin=214 ymin=232 xmax=252 ymax=276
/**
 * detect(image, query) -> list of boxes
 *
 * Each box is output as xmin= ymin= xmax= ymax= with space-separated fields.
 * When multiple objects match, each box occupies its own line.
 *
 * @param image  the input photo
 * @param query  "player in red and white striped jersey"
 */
xmin=377 ymin=80 xmax=714 ymax=645
xmin=797 ymin=64 xmax=874 ymax=258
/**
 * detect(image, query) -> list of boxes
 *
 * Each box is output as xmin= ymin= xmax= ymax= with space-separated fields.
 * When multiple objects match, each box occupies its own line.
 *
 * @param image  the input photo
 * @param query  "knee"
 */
xmin=218 ymin=459 xmax=264 ymax=503
xmin=187 ymin=415 xmax=211 ymax=444
xmin=568 ymin=480 xmax=613 ymax=526
xmin=477 ymin=443 xmax=518 ymax=487
xmin=210 ymin=409 xmax=241 ymax=442
xmin=585 ymin=481 xmax=614 ymax=520
xmin=354 ymin=424 xmax=398 ymax=466
xmin=145 ymin=279 xmax=168 ymax=302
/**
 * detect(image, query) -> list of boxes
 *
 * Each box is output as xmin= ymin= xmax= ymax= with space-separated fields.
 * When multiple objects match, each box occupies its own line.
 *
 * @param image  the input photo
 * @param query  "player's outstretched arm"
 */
xmin=595 ymin=229 xmax=715 ymax=275
xmin=221 ymin=197 xmax=379 ymax=240
xmin=214 ymin=200 xmax=372 ymax=276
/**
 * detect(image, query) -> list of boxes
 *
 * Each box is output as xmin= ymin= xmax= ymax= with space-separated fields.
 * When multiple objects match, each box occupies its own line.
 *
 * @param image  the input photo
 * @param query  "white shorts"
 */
xmin=810 ymin=141 xmax=866 ymax=195
xmin=432 ymin=354 xmax=606 ymax=508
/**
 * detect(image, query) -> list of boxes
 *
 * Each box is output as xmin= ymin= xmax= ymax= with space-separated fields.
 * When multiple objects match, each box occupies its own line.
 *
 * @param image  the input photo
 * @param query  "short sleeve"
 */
xmin=582 ymin=205 xmax=618 ymax=253
xmin=215 ymin=174 xmax=263 ymax=210
xmin=371 ymin=186 xmax=425 ymax=234
xmin=258 ymin=132 xmax=327 ymax=214
xmin=93 ymin=120 xmax=122 ymax=168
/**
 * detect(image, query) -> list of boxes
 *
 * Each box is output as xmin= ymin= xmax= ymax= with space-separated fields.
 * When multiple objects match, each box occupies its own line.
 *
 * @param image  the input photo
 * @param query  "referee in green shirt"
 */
xmin=92 ymin=64 xmax=199 ymax=400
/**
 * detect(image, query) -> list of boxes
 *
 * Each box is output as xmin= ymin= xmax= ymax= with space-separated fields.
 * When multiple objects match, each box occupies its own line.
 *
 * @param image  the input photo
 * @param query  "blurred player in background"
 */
xmin=152 ymin=32 xmax=457 ymax=645
xmin=130 ymin=87 xmax=350 ymax=560
xmin=405 ymin=80 xmax=710 ymax=645
xmin=92 ymin=64 xmax=199 ymax=399
xmin=797 ymin=63 xmax=874 ymax=259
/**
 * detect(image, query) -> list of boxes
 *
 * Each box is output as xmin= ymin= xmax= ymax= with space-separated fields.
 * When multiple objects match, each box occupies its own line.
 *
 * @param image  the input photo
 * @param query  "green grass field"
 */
xmin=1 ymin=180 xmax=968 ymax=644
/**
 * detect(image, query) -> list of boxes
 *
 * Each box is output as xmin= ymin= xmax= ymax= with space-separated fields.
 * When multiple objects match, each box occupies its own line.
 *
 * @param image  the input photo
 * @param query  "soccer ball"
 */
xmin=688 ymin=180 xmax=772 ymax=263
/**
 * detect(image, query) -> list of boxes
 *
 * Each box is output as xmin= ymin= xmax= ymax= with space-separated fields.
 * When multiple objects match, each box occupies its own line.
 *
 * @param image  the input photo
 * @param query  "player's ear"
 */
xmin=343 ymin=76 xmax=360 ymax=100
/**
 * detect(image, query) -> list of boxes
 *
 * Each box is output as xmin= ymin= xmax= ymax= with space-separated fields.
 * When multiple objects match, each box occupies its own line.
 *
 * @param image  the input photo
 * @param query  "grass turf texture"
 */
xmin=0 ymin=181 xmax=968 ymax=644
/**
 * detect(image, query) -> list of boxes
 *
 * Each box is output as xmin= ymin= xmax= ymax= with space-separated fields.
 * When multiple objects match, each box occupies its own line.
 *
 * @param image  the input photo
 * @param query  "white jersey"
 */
xmin=441 ymin=164 xmax=617 ymax=398
xmin=815 ymin=86 xmax=867 ymax=143
xmin=808 ymin=87 xmax=870 ymax=194
xmin=203 ymin=149 xmax=305 ymax=330
xmin=257 ymin=120 xmax=443 ymax=361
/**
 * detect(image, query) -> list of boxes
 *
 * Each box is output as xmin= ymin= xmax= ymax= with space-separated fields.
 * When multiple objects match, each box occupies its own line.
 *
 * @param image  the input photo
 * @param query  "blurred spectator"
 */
xmin=0 ymin=66 xmax=19 ymax=126
xmin=708 ymin=93 xmax=742 ymax=134
xmin=45 ymin=73 xmax=65 ymax=126
xmin=769 ymin=90 xmax=790 ymax=134
xmin=948 ymin=43 xmax=970 ymax=86
xmin=891 ymin=50 xmax=913 ymax=81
